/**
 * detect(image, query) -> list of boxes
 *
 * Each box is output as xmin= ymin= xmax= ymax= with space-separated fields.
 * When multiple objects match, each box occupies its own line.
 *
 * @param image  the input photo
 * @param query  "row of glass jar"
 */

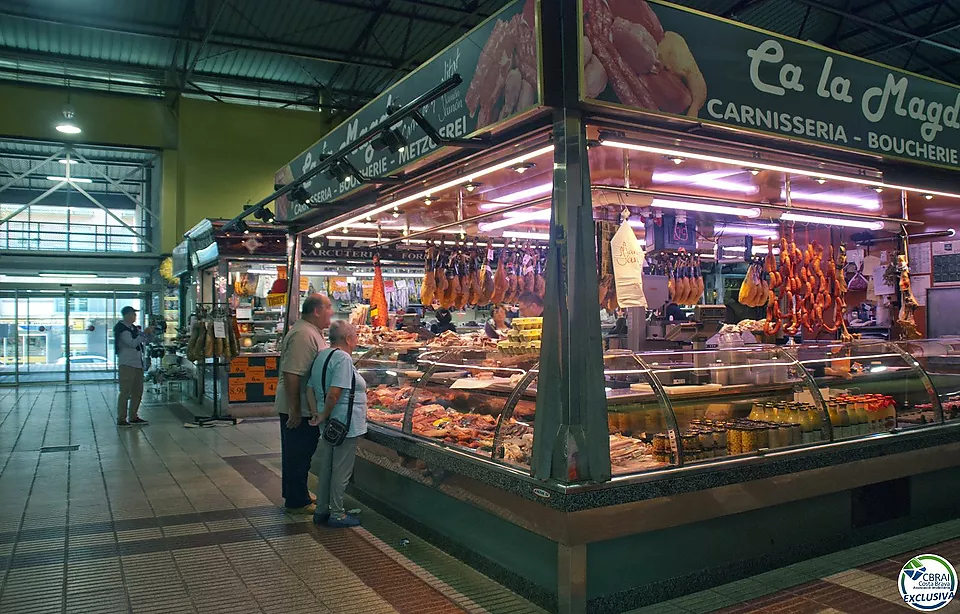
xmin=747 ymin=402 xmax=823 ymax=434
xmin=828 ymin=394 xmax=896 ymax=437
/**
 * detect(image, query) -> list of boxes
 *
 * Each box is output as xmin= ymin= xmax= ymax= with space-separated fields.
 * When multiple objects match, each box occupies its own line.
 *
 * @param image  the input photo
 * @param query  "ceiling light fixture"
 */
xmin=923 ymin=193 xmax=934 ymax=200
xmin=665 ymin=155 xmax=685 ymax=165
xmin=372 ymin=128 xmax=408 ymax=154
xmin=512 ymin=162 xmax=536 ymax=174
xmin=313 ymin=144 xmax=554 ymax=236
xmin=313 ymin=241 xmax=322 ymax=248
xmin=253 ymin=206 xmax=275 ymax=224
xmin=325 ymin=160 xmax=352 ymax=183
xmin=814 ymin=177 xmax=827 ymax=184
xmin=743 ymin=167 xmax=761 ymax=175
xmin=780 ymin=212 xmax=884 ymax=230
xmin=55 ymin=104 xmax=81 ymax=134
xmin=871 ymin=186 xmax=884 ymax=193
xmin=423 ymin=197 xmax=433 ymax=206
xmin=463 ymin=182 xmax=482 ymax=192
xmin=58 ymin=159 xmax=78 ymax=165
xmin=46 ymin=176 xmax=92 ymax=183
xmin=599 ymin=137 xmax=960 ymax=201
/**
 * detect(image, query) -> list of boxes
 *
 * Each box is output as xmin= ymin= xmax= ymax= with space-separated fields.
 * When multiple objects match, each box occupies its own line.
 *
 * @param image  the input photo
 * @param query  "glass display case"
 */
xmin=889 ymin=338 xmax=960 ymax=423
xmin=355 ymin=339 xmax=956 ymax=478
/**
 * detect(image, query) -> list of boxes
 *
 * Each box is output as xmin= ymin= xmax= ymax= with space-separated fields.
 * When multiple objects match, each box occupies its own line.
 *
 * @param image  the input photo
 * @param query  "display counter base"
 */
xmin=352 ymin=431 xmax=960 ymax=614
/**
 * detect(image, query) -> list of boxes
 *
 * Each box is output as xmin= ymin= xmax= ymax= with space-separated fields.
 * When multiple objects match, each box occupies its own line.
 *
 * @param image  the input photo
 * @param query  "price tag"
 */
xmin=229 ymin=359 xmax=247 ymax=374
xmin=264 ymin=379 xmax=278 ymax=396
xmin=236 ymin=307 xmax=252 ymax=320
xmin=247 ymin=367 xmax=266 ymax=384
xmin=228 ymin=381 xmax=247 ymax=402
xmin=213 ymin=321 xmax=226 ymax=339
xmin=265 ymin=357 xmax=277 ymax=370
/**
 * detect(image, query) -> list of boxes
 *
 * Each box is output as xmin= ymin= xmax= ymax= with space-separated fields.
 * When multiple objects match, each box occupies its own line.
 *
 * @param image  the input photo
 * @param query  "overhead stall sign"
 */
xmin=580 ymin=0 xmax=960 ymax=169
xmin=276 ymin=0 xmax=540 ymax=222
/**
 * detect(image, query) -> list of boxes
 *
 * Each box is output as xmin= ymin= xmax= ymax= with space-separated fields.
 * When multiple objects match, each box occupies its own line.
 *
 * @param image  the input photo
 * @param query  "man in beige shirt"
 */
xmin=275 ymin=293 xmax=333 ymax=512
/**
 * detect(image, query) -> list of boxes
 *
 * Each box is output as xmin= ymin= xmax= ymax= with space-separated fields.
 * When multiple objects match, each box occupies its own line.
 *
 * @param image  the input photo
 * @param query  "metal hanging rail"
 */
xmin=221 ymin=74 xmax=479 ymax=232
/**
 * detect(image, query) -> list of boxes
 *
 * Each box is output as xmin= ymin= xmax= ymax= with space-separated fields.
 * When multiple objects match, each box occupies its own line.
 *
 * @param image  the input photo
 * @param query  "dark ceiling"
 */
xmin=0 ymin=0 xmax=957 ymax=114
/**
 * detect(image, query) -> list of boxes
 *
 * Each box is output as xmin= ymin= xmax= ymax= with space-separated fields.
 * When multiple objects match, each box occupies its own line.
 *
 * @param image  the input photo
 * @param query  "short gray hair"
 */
xmin=328 ymin=320 xmax=356 ymax=344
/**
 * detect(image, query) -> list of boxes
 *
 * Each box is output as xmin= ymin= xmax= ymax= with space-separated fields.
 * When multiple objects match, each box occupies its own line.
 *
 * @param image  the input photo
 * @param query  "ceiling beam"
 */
xmin=0 ymin=47 xmax=376 ymax=107
xmin=854 ymin=16 xmax=960 ymax=58
xmin=0 ymin=6 xmax=405 ymax=71
xmin=364 ymin=0 xmax=491 ymax=93
xmin=796 ymin=0 xmax=960 ymax=54
xmin=309 ymin=0 xmax=482 ymax=28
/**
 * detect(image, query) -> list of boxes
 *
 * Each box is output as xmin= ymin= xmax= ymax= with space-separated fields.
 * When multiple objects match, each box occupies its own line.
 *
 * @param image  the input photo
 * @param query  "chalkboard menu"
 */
xmin=933 ymin=241 xmax=960 ymax=283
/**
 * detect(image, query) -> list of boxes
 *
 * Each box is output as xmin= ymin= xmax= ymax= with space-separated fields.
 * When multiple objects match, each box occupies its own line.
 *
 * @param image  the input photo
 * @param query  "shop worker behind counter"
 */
xmin=518 ymin=292 xmax=544 ymax=318
xmin=275 ymin=293 xmax=333 ymax=513
xmin=115 ymin=306 xmax=154 ymax=427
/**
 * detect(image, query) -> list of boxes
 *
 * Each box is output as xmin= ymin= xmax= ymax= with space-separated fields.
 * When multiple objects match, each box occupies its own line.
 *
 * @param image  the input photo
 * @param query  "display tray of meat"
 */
xmin=609 ymin=434 xmax=666 ymax=473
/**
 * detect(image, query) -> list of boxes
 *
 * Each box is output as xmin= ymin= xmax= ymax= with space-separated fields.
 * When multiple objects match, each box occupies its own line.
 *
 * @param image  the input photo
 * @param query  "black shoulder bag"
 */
xmin=319 ymin=349 xmax=356 ymax=446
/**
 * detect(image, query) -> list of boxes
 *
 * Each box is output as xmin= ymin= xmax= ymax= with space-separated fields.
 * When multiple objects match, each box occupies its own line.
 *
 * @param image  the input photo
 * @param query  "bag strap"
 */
xmin=320 ymin=349 xmax=357 ymax=430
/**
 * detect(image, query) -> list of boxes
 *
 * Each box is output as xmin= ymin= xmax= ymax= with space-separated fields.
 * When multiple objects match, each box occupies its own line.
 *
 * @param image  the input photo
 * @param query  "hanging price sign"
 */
xmin=266 ymin=293 xmax=287 ymax=307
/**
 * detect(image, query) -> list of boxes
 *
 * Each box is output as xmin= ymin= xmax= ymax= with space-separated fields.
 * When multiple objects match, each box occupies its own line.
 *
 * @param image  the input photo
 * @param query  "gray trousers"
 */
xmin=312 ymin=436 xmax=358 ymax=517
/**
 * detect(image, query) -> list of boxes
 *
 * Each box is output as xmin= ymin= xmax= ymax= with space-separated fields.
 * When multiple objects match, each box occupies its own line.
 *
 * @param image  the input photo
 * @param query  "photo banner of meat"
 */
xmin=276 ymin=0 xmax=541 ymax=223
xmin=580 ymin=0 xmax=960 ymax=170
xmin=465 ymin=0 xmax=538 ymax=127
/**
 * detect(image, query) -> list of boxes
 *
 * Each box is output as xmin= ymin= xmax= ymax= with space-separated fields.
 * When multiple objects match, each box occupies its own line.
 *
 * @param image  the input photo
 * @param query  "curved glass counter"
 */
xmin=786 ymin=340 xmax=942 ymax=436
xmin=635 ymin=346 xmax=828 ymax=464
xmin=892 ymin=338 xmax=960 ymax=423
xmin=354 ymin=340 xmax=952 ymax=481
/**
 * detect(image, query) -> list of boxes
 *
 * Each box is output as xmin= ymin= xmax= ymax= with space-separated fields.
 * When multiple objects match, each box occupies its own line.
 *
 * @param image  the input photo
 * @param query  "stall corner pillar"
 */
xmin=285 ymin=233 xmax=303 ymax=333
xmin=531 ymin=0 xmax=610 ymax=485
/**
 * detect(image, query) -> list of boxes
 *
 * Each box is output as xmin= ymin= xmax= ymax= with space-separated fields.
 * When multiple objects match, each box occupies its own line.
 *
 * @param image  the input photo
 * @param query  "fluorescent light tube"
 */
xmin=714 ymin=224 xmax=779 ymax=238
xmin=39 ymin=273 xmax=96 ymax=278
xmin=651 ymin=199 xmax=761 ymax=218
xmin=600 ymin=138 xmax=960 ymax=201
xmin=780 ymin=212 xmax=884 ymax=230
xmin=312 ymin=145 xmax=554 ymax=236
xmin=47 ymin=176 xmax=92 ymax=183
xmin=58 ymin=159 xmax=78 ymax=165
xmin=652 ymin=171 xmax=759 ymax=194
xmin=502 ymin=231 xmax=550 ymax=240
xmin=480 ymin=208 xmax=551 ymax=231
xmin=483 ymin=182 xmax=553 ymax=207
xmin=782 ymin=189 xmax=881 ymax=210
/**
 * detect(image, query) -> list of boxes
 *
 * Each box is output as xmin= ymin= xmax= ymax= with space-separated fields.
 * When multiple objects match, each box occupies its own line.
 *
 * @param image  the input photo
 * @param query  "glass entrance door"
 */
xmin=0 ymin=289 xmax=144 ymax=385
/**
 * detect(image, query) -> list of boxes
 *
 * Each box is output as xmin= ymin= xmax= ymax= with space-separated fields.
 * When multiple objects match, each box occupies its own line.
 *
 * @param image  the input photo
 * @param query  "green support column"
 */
xmin=531 ymin=0 xmax=611 ymax=483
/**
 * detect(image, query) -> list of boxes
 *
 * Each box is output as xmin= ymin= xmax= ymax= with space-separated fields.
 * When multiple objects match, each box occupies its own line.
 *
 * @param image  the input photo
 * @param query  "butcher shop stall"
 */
xmin=253 ymin=0 xmax=960 ymax=612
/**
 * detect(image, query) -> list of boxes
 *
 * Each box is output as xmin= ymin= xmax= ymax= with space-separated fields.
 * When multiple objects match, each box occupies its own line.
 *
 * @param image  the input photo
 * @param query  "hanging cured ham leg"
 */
xmin=421 ymin=246 xmax=437 ymax=306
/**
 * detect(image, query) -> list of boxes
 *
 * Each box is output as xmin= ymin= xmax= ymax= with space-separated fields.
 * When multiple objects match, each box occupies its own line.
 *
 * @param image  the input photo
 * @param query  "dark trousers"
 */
xmin=278 ymin=414 xmax=320 ymax=508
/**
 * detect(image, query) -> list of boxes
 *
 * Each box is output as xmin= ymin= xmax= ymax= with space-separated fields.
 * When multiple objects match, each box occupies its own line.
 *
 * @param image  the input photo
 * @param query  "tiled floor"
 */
xmin=0 ymin=384 xmax=543 ymax=614
xmin=0 ymin=383 xmax=958 ymax=614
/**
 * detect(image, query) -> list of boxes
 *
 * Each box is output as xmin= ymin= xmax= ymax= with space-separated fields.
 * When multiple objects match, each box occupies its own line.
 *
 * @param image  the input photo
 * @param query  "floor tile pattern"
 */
xmin=1 ymin=384 xmax=959 ymax=614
